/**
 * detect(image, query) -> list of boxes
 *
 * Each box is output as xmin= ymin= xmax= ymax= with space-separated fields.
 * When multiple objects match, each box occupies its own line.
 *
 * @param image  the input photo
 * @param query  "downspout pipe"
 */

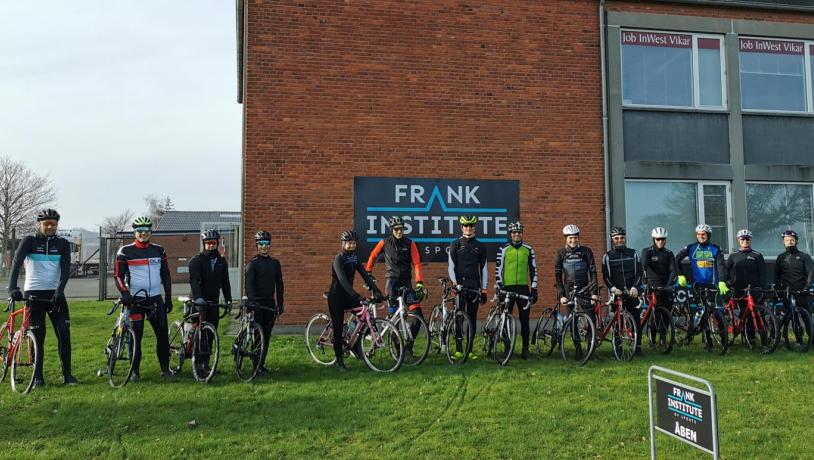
xmin=599 ymin=0 xmax=611 ymax=250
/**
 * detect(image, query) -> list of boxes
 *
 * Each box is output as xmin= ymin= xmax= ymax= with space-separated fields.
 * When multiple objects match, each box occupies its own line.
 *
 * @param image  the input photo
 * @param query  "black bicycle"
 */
xmin=232 ymin=297 xmax=277 ymax=382
xmin=765 ymin=287 xmax=813 ymax=353
xmin=168 ymin=297 xmax=231 ymax=383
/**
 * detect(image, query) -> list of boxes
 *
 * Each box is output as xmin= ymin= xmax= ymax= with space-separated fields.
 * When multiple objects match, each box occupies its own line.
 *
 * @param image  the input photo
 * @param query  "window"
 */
xmin=739 ymin=38 xmax=808 ymax=112
xmin=622 ymin=30 xmax=725 ymax=108
xmin=746 ymin=183 xmax=814 ymax=256
xmin=625 ymin=180 xmax=732 ymax=253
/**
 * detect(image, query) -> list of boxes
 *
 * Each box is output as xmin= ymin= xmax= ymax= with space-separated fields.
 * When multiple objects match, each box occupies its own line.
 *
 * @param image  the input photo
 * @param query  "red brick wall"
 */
xmin=243 ymin=0 xmax=606 ymax=324
xmin=607 ymin=1 xmax=814 ymax=23
xmin=151 ymin=234 xmax=201 ymax=283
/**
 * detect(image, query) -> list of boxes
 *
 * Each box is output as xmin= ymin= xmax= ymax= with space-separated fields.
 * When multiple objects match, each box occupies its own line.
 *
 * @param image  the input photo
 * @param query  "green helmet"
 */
xmin=132 ymin=216 xmax=153 ymax=229
xmin=459 ymin=215 xmax=478 ymax=225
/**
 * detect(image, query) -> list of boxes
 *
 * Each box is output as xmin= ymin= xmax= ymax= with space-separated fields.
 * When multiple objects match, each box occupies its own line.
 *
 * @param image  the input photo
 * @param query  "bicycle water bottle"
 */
xmin=693 ymin=310 xmax=702 ymax=329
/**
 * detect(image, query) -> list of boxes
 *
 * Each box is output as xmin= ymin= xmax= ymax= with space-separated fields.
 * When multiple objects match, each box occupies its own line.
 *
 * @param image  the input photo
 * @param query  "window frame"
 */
xmin=744 ymin=181 xmax=814 ymax=259
xmin=621 ymin=28 xmax=727 ymax=110
xmin=738 ymin=36 xmax=814 ymax=114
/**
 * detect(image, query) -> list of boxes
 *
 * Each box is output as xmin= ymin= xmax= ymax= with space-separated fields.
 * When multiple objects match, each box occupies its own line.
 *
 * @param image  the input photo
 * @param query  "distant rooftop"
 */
xmin=154 ymin=211 xmax=241 ymax=233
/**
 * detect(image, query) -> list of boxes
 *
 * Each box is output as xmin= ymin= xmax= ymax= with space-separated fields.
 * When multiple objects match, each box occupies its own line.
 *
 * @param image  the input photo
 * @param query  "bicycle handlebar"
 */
xmin=495 ymin=288 xmax=532 ymax=309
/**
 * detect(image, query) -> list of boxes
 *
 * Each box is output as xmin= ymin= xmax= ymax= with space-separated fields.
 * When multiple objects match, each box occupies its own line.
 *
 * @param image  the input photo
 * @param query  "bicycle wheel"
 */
xmin=493 ymin=314 xmax=516 ymax=366
xmin=427 ymin=305 xmax=445 ymax=355
xmin=749 ymin=305 xmax=779 ymax=354
xmin=107 ymin=326 xmax=137 ymax=388
xmin=11 ymin=330 xmax=39 ymax=394
xmin=402 ymin=313 xmax=430 ymax=366
xmin=481 ymin=308 xmax=499 ymax=357
xmin=444 ymin=311 xmax=472 ymax=365
xmin=0 ymin=324 xmax=8 ymax=383
xmin=360 ymin=319 xmax=403 ymax=373
xmin=235 ymin=322 xmax=265 ymax=382
xmin=532 ymin=308 xmax=559 ymax=357
xmin=167 ymin=321 xmax=185 ymax=375
xmin=646 ymin=307 xmax=675 ymax=354
xmin=703 ymin=309 xmax=729 ymax=355
xmin=611 ymin=310 xmax=637 ymax=362
xmin=560 ymin=313 xmax=595 ymax=366
xmin=305 ymin=314 xmax=336 ymax=366
xmin=783 ymin=307 xmax=812 ymax=353
xmin=671 ymin=302 xmax=693 ymax=346
xmin=191 ymin=322 xmax=219 ymax=383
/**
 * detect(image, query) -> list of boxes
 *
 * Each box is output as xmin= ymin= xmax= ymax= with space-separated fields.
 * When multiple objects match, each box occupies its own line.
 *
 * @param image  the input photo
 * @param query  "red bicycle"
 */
xmin=641 ymin=286 xmax=676 ymax=354
xmin=0 ymin=297 xmax=40 ymax=393
xmin=591 ymin=289 xmax=638 ymax=361
xmin=723 ymin=285 xmax=779 ymax=353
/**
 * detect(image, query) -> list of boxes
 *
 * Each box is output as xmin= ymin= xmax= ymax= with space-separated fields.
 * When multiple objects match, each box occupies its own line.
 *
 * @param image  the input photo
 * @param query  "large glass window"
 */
xmin=746 ymin=183 xmax=814 ymax=256
xmin=739 ymin=38 xmax=807 ymax=112
xmin=625 ymin=181 xmax=732 ymax=253
xmin=622 ymin=30 xmax=725 ymax=108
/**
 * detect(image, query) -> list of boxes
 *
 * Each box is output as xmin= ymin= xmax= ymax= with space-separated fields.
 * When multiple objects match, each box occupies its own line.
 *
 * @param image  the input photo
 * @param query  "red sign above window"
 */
xmin=739 ymin=38 xmax=803 ymax=55
xmin=622 ymin=31 xmax=691 ymax=48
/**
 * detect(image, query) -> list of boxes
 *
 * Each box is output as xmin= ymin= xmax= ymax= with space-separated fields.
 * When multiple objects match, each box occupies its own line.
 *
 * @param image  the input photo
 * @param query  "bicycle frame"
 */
xmin=1 ymin=300 xmax=32 ymax=368
xmin=724 ymin=286 xmax=765 ymax=336
xmin=595 ymin=292 xmax=628 ymax=342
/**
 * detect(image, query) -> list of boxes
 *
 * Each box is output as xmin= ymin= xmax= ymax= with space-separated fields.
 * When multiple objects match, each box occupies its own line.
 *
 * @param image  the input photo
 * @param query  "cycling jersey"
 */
xmin=365 ymin=235 xmax=423 ymax=282
xmin=114 ymin=240 xmax=171 ymax=298
xmin=245 ymin=254 xmax=283 ymax=306
xmin=8 ymin=233 xmax=71 ymax=293
xmin=495 ymin=242 xmax=538 ymax=289
xmin=329 ymin=252 xmax=379 ymax=301
xmin=725 ymin=248 xmax=765 ymax=289
xmin=189 ymin=250 xmax=232 ymax=303
xmin=775 ymin=247 xmax=814 ymax=291
xmin=675 ymin=242 xmax=726 ymax=286
xmin=554 ymin=245 xmax=598 ymax=298
xmin=447 ymin=237 xmax=488 ymax=290
xmin=601 ymin=246 xmax=641 ymax=291
xmin=641 ymin=245 xmax=676 ymax=287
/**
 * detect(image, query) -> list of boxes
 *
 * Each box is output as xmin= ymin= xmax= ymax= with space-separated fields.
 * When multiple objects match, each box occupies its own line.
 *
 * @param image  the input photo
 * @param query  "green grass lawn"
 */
xmin=1 ymin=301 xmax=812 ymax=459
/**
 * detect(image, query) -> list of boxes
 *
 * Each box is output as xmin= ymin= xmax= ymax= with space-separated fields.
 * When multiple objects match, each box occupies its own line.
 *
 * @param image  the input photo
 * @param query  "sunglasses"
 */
xmin=134 ymin=227 xmax=152 ymax=233
xmin=654 ymin=238 xmax=666 ymax=242
xmin=392 ymin=227 xmax=404 ymax=232
xmin=256 ymin=240 xmax=271 ymax=246
xmin=510 ymin=231 xmax=523 ymax=234
xmin=461 ymin=224 xmax=475 ymax=228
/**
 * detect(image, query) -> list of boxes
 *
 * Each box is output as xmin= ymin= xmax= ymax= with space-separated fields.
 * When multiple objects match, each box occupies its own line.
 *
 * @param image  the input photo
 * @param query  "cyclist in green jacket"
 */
xmin=495 ymin=221 xmax=538 ymax=359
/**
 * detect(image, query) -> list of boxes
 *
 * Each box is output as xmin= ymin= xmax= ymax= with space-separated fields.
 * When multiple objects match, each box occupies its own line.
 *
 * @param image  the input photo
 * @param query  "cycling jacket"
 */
xmin=329 ymin=251 xmax=379 ymax=301
xmin=641 ymin=245 xmax=676 ymax=287
xmin=601 ymin=246 xmax=642 ymax=291
xmin=114 ymin=240 xmax=171 ymax=298
xmin=365 ymin=235 xmax=423 ymax=282
xmin=725 ymin=248 xmax=765 ymax=289
xmin=675 ymin=242 xmax=726 ymax=286
xmin=554 ymin=245 xmax=598 ymax=298
xmin=447 ymin=236 xmax=488 ymax=290
xmin=495 ymin=242 xmax=537 ymax=289
xmin=245 ymin=254 xmax=283 ymax=306
xmin=189 ymin=250 xmax=232 ymax=303
xmin=775 ymin=246 xmax=814 ymax=291
xmin=8 ymin=233 xmax=71 ymax=293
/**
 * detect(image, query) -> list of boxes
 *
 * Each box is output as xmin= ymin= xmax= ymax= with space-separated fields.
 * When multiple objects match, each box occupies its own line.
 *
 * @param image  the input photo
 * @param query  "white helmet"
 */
xmin=736 ymin=229 xmax=753 ymax=240
xmin=695 ymin=224 xmax=712 ymax=234
xmin=651 ymin=227 xmax=668 ymax=239
xmin=562 ymin=224 xmax=580 ymax=236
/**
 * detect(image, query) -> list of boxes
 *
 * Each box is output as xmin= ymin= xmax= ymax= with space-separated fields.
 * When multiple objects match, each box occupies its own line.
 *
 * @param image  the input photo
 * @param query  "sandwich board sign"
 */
xmin=648 ymin=365 xmax=719 ymax=459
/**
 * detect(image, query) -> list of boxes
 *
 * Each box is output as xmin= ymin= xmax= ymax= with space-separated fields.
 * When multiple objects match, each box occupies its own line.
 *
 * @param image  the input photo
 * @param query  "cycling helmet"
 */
xmin=736 ymin=229 xmax=753 ymax=240
xmin=782 ymin=229 xmax=799 ymax=240
xmin=508 ymin=221 xmax=524 ymax=233
xmin=610 ymin=226 xmax=626 ymax=237
xmin=562 ymin=224 xmax=580 ymax=236
xmin=695 ymin=224 xmax=712 ymax=234
xmin=132 ymin=216 xmax=153 ymax=229
xmin=36 ymin=209 xmax=60 ymax=222
xmin=254 ymin=230 xmax=271 ymax=242
xmin=459 ymin=216 xmax=478 ymax=225
xmin=340 ymin=229 xmax=358 ymax=242
xmin=388 ymin=216 xmax=405 ymax=229
xmin=651 ymin=227 xmax=668 ymax=239
xmin=201 ymin=229 xmax=220 ymax=241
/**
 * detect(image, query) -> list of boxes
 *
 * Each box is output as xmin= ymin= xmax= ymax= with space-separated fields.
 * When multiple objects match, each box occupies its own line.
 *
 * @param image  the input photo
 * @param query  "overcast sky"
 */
xmin=0 ymin=1 xmax=242 ymax=230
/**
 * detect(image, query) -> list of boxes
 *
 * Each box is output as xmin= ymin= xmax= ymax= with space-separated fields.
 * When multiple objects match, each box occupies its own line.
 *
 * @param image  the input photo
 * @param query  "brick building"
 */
xmin=237 ymin=0 xmax=814 ymax=325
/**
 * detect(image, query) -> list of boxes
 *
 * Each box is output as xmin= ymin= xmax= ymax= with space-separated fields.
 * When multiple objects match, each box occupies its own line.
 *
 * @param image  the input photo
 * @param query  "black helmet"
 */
xmin=254 ymin=230 xmax=271 ymax=243
xmin=388 ymin=216 xmax=405 ymax=229
xmin=782 ymin=229 xmax=799 ymax=240
xmin=610 ymin=226 xmax=626 ymax=237
xmin=201 ymin=229 xmax=220 ymax=241
xmin=37 ymin=209 xmax=61 ymax=222
xmin=340 ymin=230 xmax=358 ymax=242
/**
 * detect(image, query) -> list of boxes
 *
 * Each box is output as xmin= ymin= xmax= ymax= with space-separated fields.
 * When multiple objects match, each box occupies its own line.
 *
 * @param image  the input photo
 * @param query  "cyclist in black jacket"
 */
xmin=188 ymin=229 xmax=232 ymax=372
xmin=726 ymin=229 xmax=765 ymax=342
xmin=775 ymin=229 xmax=814 ymax=314
xmin=447 ymin=215 xmax=488 ymax=360
xmin=641 ymin=226 xmax=676 ymax=309
xmin=327 ymin=230 xmax=383 ymax=371
xmin=555 ymin=224 xmax=600 ymax=323
xmin=601 ymin=226 xmax=643 ymax=353
xmin=245 ymin=230 xmax=284 ymax=374
xmin=7 ymin=209 xmax=77 ymax=388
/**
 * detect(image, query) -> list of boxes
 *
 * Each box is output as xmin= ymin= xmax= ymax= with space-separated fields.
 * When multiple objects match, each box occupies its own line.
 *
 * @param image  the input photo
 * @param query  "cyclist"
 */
xmin=245 ymin=230 xmax=284 ymax=375
xmin=641 ymin=226 xmax=676 ymax=309
xmin=774 ymin=229 xmax=814 ymax=315
xmin=725 ymin=229 xmax=765 ymax=342
xmin=447 ymin=216 xmax=488 ymax=360
xmin=365 ymin=216 xmax=425 ymax=354
xmin=188 ymin=229 xmax=233 ymax=374
xmin=494 ymin=221 xmax=538 ymax=359
xmin=554 ymin=224 xmax=600 ymax=324
xmin=601 ymin=226 xmax=643 ymax=354
xmin=114 ymin=216 xmax=173 ymax=381
xmin=675 ymin=224 xmax=728 ymax=349
xmin=327 ymin=230 xmax=383 ymax=371
xmin=7 ymin=209 xmax=77 ymax=388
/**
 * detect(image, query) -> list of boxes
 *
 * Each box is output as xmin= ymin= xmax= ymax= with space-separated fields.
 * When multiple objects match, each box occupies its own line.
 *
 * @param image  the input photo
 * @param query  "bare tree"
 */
xmin=101 ymin=209 xmax=134 ymax=237
xmin=143 ymin=194 xmax=174 ymax=226
xmin=0 ymin=156 xmax=57 ymax=276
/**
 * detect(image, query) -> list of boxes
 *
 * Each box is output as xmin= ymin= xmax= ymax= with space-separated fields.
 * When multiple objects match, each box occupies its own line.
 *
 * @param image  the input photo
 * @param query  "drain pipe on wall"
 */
xmin=599 ymin=0 xmax=611 ymax=250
